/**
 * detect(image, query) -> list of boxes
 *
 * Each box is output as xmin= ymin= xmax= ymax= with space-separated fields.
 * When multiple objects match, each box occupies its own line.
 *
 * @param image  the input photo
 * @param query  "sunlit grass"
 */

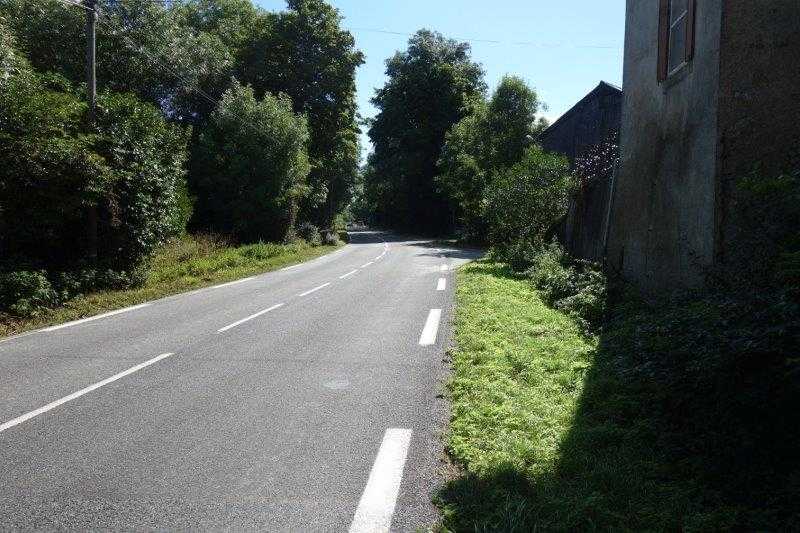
xmin=0 ymin=235 xmax=340 ymax=338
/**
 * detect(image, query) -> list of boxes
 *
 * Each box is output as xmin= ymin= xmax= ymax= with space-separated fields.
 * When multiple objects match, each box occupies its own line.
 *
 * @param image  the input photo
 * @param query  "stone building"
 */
xmin=540 ymin=82 xmax=622 ymax=261
xmin=606 ymin=0 xmax=800 ymax=289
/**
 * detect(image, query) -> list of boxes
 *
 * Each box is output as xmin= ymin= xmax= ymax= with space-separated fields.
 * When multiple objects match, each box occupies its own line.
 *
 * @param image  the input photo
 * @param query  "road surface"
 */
xmin=0 ymin=232 xmax=480 ymax=532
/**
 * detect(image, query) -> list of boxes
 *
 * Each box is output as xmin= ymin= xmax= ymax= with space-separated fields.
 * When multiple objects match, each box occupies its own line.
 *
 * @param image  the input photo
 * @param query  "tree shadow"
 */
xmin=437 ymin=280 xmax=800 ymax=531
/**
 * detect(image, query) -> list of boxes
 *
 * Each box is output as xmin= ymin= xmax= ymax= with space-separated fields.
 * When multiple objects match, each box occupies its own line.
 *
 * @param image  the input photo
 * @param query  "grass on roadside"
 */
xmin=0 ymin=234 xmax=341 ymax=338
xmin=437 ymin=259 xmax=800 ymax=531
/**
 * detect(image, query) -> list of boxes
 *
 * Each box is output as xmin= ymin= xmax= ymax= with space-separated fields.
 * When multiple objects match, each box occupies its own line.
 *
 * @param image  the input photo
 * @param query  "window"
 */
xmin=658 ymin=0 xmax=696 ymax=81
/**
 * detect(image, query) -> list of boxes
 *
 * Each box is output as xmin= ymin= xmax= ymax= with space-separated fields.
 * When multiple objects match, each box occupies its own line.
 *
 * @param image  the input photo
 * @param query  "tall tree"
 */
xmin=366 ymin=30 xmax=486 ymax=234
xmin=240 ymin=0 xmax=364 ymax=227
xmin=193 ymin=81 xmax=310 ymax=243
xmin=436 ymin=76 xmax=546 ymax=240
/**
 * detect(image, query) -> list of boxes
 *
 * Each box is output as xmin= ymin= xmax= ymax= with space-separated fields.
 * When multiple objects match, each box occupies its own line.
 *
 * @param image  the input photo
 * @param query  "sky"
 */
xmin=256 ymin=0 xmax=626 ymax=155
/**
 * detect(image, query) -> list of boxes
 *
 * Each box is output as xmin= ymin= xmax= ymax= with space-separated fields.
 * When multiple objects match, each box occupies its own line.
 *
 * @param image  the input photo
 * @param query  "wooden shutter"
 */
xmin=657 ymin=0 xmax=670 ymax=81
xmin=685 ymin=0 xmax=697 ymax=61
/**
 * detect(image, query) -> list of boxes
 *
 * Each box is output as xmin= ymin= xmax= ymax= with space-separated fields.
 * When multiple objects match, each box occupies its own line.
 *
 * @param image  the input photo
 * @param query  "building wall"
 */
xmin=541 ymin=83 xmax=622 ymax=262
xmin=716 ymin=0 xmax=800 ymax=259
xmin=607 ymin=0 xmax=722 ymax=289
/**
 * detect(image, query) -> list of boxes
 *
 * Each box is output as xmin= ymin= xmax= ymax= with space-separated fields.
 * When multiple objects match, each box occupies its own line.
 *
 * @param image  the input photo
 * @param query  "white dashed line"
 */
xmin=41 ymin=303 xmax=152 ymax=332
xmin=0 ymin=353 xmax=175 ymax=434
xmin=419 ymin=309 xmax=442 ymax=346
xmin=349 ymin=428 xmax=413 ymax=533
xmin=439 ymin=264 xmax=449 ymax=272
xmin=361 ymin=261 xmax=374 ymax=268
xmin=299 ymin=283 xmax=331 ymax=297
xmin=217 ymin=303 xmax=284 ymax=333
xmin=437 ymin=278 xmax=447 ymax=291
xmin=340 ymin=270 xmax=359 ymax=280
xmin=209 ymin=277 xmax=256 ymax=289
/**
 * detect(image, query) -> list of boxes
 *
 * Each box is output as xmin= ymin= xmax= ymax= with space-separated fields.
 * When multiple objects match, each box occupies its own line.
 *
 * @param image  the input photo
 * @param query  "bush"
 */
xmin=0 ymin=30 xmax=190 ymax=276
xmin=192 ymin=81 xmax=311 ymax=243
xmin=526 ymin=242 xmax=607 ymax=332
xmin=296 ymin=222 xmax=322 ymax=246
xmin=484 ymin=146 xmax=574 ymax=250
xmin=0 ymin=270 xmax=57 ymax=317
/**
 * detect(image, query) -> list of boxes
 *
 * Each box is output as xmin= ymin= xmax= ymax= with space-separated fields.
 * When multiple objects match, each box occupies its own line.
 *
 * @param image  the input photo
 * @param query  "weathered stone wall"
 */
xmin=716 ymin=0 xmax=800 ymax=260
xmin=606 ymin=0 xmax=722 ymax=290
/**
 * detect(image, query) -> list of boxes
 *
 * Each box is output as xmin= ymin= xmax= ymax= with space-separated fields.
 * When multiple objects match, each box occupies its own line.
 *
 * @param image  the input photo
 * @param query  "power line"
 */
xmin=344 ymin=26 xmax=621 ymax=50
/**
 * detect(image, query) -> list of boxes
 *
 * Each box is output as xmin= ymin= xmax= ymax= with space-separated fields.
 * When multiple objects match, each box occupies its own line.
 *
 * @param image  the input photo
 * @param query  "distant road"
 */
xmin=0 ymin=231 xmax=480 ymax=532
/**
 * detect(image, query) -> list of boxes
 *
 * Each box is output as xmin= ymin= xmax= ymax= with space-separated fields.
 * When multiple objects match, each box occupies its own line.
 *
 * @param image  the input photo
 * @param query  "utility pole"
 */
xmin=86 ymin=0 xmax=98 ymax=261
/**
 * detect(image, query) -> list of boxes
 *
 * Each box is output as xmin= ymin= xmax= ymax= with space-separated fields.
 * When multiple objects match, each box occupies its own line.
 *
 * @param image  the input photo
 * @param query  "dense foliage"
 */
xmin=484 ymin=147 xmax=574 ymax=256
xmin=364 ymin=30 xmax=486 ymax=233
xmin=0 ymin=0 xmax=362 ymax=316
xmin=193 ymin=82 xmax=310 ymax=243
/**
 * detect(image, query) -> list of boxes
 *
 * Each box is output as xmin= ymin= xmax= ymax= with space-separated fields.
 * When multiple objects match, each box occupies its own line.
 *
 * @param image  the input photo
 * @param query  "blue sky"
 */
xmin=256 ymin=0 xmax=626 ymax=154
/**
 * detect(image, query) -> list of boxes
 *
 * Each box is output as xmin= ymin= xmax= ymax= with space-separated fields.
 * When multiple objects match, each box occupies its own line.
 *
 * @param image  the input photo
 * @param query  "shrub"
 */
xmin=296 ymin=222 xmax=322 ymax=246
xmin=0 ymin=270 xmax=57 ymax=317
xmin=192 ymin=81 xmax=311 ymax=243
xmin=0 ymin=31 xmax=190 ymax=276
xmin=484 ymin=146 xmax=574 ymax=252
xmin=525 ymin=242 xmax=608 ymax=332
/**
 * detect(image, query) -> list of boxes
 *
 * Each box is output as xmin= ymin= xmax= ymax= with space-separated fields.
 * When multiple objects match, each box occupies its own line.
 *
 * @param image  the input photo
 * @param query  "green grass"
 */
xmin=438 ymin=260 xmax=800 ymax=531
xmin=0 ymin=234 xmax=341 ymax=339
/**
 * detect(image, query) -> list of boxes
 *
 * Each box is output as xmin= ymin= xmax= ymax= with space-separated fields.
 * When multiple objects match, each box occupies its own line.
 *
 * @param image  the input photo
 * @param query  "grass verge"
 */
xmin=0 ymin=234 xmax=341 ymax=339
xmin=437 ymin=259 xmax=799 ymax=531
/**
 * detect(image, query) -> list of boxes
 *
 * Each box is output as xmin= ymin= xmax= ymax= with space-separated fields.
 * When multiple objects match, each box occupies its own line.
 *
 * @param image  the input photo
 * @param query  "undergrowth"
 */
xmin=438 ymin=259 xmax=800 ymax=531
xmin=0 ymin=234 xmax=340 ymax=338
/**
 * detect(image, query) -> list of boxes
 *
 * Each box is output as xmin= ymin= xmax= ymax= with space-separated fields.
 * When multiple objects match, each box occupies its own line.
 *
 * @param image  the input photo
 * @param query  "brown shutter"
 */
xmin=657 ymin=0 xmax=670 ymax=81
xmin=685 ymin=0 xmax=696 ymax=61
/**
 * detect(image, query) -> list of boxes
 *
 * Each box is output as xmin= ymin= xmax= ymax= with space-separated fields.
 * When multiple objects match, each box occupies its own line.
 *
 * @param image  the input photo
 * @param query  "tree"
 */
xmin=0 ymin=21 xmax=190 ymax=274
xmin=192 ymin=81 xmax=310 ymax=242
xmin=436 ymin=76 xmax=546 ymax=240
xmin=484 ymin=147 xmax=574 ymax=249
xmin=239 ymin=0 xmax=364 ymax=227
xmin=366 ymin=29 xmax=486 ymax=234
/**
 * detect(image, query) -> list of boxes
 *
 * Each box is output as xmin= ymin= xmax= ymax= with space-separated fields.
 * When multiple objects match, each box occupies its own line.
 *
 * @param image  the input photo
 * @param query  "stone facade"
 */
xmin=606 ymin=0 xmax=799 ymax=290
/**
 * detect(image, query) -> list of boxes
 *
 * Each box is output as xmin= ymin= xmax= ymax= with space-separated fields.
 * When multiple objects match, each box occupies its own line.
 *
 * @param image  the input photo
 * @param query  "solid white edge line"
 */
xmin=0 ymin=352 xmax=175 ymax=434
xmin=209 ymin=276 xmax=256 ymax=290
xmin=339 ymin=270 xmax=359 ymax=280
xmin=299 ymin=282 xmax=331 ymax=297
xmin=41 ymin=303 xmax=152 ymax=332
xmin=419 ymin=309 xmax=442 ymax=346
xmin=348 ymin=428 xmax=413 ymax=533
xmin=437 ymin=278 xmax=447 ymax=291
xmin=217 ymin=303 xmax=284 ymax=333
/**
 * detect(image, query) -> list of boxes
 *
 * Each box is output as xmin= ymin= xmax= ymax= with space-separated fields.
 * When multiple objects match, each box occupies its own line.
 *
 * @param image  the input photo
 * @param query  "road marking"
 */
xmin=217 ymin=303 xmax=284 ymax=333
xmin=361 ymin=261 xmax=374 ymax=268
xmin=419 ymin=309 xmax=442 ymax=346
xmin=349 ymin=428 xmax=413 ymax=533
xmin=299 ymin=283 xmax=331 ymax=297
xmin=209 ymin=277 xmax=256 ymax=289
xmin=439 ymin=264 xmax=449 ymax=272
xmin=42 ymin=303 xmax=151 ymax=332
xmin=340 ymin=270 xmax=359 ymax=280
xmin=0 ymin=353 xmax=175 ymax=434
xmin=280 ymin=264 xmax=301 ymax=272
xmin=437 ymin=278 xmax=447 ymax=291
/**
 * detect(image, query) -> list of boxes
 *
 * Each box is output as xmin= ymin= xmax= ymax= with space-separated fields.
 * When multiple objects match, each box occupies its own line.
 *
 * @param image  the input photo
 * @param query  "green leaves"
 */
xmin=366 ymin=30 xmax=486 ymax=233
xmin=193 ymin=81 xmax=310 ymax=243
xmin=485 ymin=147 xmax=574 ymax=248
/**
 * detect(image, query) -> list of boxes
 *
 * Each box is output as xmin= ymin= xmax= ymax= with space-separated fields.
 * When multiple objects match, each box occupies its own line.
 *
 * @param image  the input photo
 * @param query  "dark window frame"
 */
xmin=658 ymin=0 xmax=696 ymax=82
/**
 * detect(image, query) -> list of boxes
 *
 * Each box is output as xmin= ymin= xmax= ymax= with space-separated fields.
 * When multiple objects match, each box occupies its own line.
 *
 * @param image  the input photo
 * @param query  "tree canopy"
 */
xmin=365 ymin=30 xmax=486 ymax=234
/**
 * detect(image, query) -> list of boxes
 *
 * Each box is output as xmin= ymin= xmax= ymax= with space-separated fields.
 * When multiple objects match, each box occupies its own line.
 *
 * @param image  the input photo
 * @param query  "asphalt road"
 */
xmin=0 ymin=232 xmax=480 ymax=532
